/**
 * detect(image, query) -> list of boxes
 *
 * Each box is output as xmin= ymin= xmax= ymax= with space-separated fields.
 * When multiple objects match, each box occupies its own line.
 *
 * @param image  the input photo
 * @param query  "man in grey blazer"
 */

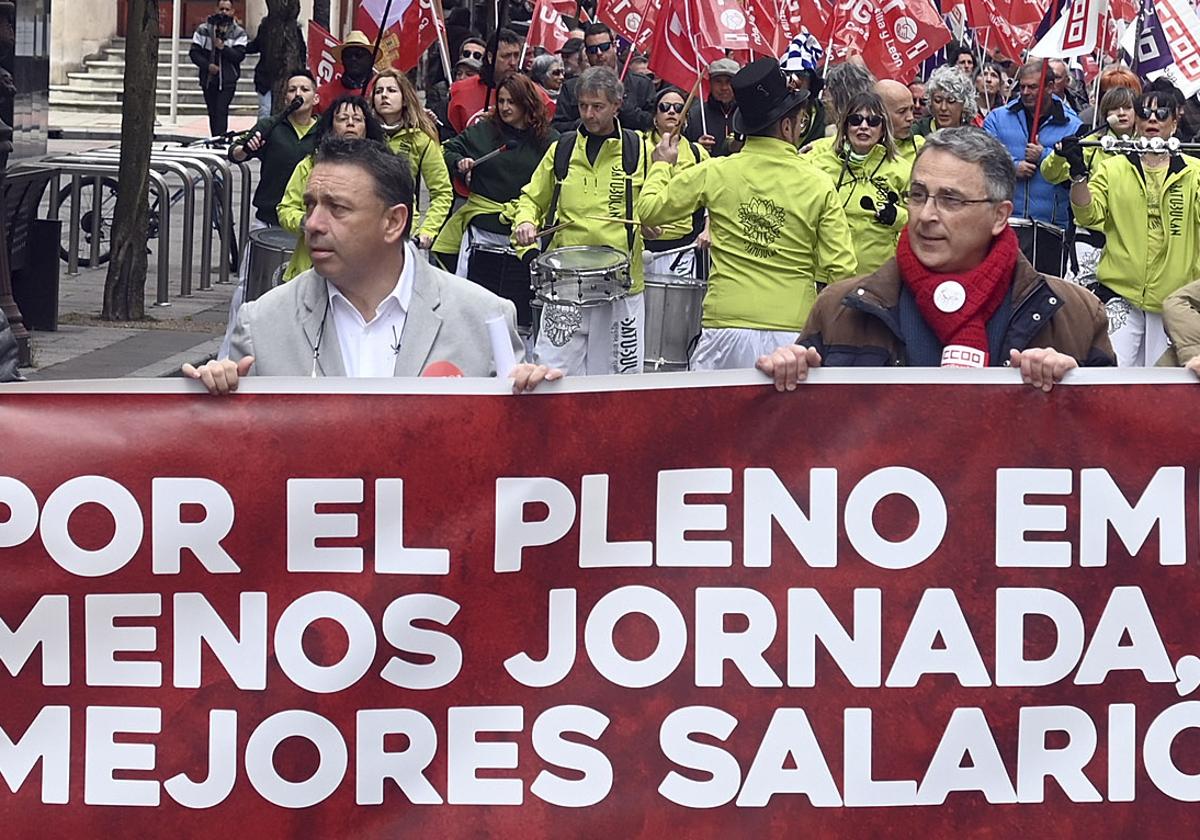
xmin=185 ymin=136 xmax=559 ymax=393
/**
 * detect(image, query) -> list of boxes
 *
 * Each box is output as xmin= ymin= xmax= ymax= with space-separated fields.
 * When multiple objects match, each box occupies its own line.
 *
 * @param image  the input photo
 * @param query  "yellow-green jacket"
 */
xmin=385 ymin=127 xmax=454 ymax=242
xmin=1041 ymin=129 xmax=1121 ymax=186
xmin=1072 ymin=152 xmax=1200 ymax=312
xmin=640 ymin=129 xmax=709 ymax=241
xmin=894 ymin=133 xmax=924 ymax=170
xmin=810 ymin=143 xmax=910 ymax=279
xmin=507 ymin=127 xmax=648 ymax=294
xmin=277 ymin=154 xmax=314 ymax=281
xmin=636 ymin=135 xmax=857 ymax=332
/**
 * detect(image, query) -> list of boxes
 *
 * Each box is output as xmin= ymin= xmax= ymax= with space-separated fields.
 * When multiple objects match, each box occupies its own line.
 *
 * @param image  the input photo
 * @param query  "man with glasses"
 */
xmin=553 ymin=23 xmax=654 ymax=132
xmin=982 ymin=60 xmax=1081 ymax=274
xmin=756 ymin=127 xmax=1113 ymax=389
xmin=638 ymin=59 xmax=857 ymax=371
xmin=459 ymin=37 xmax=486 ymax=63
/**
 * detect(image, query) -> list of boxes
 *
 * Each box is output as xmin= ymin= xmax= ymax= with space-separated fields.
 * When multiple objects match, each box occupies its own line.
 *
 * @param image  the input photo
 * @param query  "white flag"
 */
xmin=1030 ymin=0 xmax=1106 ymax=59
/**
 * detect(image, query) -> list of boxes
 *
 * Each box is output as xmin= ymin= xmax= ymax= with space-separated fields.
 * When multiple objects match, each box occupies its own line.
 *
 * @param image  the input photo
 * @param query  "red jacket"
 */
xmin=447 ymin=75 xmax=555 ymax=133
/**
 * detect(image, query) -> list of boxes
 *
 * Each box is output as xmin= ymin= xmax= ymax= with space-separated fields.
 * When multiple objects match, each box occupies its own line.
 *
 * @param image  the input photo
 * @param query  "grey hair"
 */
xmin=926 ymin=65 xmax=979 ymax=121
xmin=530 ymin=53 xmax=561 ymax=86
xmin=825 ymin=62 xmax=877 ymax=118
xmin=916 ymin=127 xmax=1015 ymax=202
xmin=1017 ymin=59 xmax=1045 ymax=80
xmin=577 ymin=66 xmax=623 ymax=104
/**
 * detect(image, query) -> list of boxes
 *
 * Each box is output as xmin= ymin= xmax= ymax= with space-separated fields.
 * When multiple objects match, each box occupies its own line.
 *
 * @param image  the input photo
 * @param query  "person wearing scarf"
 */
xmin=756 ymin=127 xmax=1114 ymax=390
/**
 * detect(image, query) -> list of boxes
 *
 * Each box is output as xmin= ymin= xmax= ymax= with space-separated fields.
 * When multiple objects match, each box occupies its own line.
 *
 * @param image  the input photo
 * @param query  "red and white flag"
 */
xmin=647 ymin=0 xmax=725 ymax=91
xmin=694 ymin=0 xmax=753 ymax=51
xmin=354 ymin=0 xmax=439 ymax=71
xmin=966 ymin=0 xmax=1038 ymax=61
xmin=1140 ymin=0 xmax=1200 ymax=97
xmin=1030 ymin=0 xmax=1107 ymax=58
xmin=596 ymin=0 xmax=663 ymax=52
xmin=743 ymin=0 xmax=791 ymax=56
xmin=860 ymin=0 xmax=951 ymax=81
xmin=307 ymin=21 xmax=342 ymax=87
xmin=527 ymin=0 xmax=574 ymax=53
xmin=1007 ymin=0 xmax=1052 ymax=25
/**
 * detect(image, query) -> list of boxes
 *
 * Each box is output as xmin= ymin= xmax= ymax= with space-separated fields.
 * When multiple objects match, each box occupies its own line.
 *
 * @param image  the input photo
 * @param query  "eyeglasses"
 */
xmin=1137 ymin=105 xmax=1173 ymax=121
xmin=585 ymin=41 xmax=614 ymax=54
xmin=657 ymin=101 xmax=685 ymax=114
xmin=461 ymin=49 xmax=484 ymax=60
xmin=903 ymin=187 xmax=994 ymax=213
xmin=847 ymin=113 xmax=883 ymax=127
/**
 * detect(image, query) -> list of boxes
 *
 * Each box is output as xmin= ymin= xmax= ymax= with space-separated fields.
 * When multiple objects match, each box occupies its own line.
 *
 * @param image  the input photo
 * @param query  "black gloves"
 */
xmin=1059 ymin=136 xmax=1088 ymax=179
xmin=862 ymin=192 xmax=899 ymax=226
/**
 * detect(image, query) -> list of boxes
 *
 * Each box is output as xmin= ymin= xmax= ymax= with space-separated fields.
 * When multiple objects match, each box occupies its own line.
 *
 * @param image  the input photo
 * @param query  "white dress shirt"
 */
xmin=326 ymin=246 xmax=416 ymax=377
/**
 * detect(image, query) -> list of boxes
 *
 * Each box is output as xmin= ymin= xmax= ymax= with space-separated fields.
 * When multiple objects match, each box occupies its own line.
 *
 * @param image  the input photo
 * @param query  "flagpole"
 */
xmin=432 ymin=0 xmax=453 ymax=83
xmin=620 ymin=0 xmax=656 ymax=80
xmin=365 ymin=0 xmax=396 ymax=91
xmin=1132 ymin=0 xmax=1147 ymax=78
xmin=1092 ymin=1 xmax=1110 ymax=128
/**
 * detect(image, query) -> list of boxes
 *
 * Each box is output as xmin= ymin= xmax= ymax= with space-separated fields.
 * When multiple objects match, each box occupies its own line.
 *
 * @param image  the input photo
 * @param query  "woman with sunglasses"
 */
xmin=1068 ymin=82 xmax=1200 ymax=366
xmin=434 ymin=74 xmax=558 ymax=325
xmin=913 ymin=66 xmax=981 ymax=136
xmin=641 ymin=87 xmax=711 ymax=278
xmin=530 ymin=53 xmax=566 ymax=102
xmin=811 ymin=93 xmax=910 ymax=279
xmin=276 ymin=96 xmax=386 ymax=282
xmin=369 ymin=69 xmax=455 ymax=251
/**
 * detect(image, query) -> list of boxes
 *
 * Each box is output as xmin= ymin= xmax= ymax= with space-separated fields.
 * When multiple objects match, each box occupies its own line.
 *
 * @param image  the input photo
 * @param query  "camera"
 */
xmin=207 ymin=12 xmax=233 ymax=34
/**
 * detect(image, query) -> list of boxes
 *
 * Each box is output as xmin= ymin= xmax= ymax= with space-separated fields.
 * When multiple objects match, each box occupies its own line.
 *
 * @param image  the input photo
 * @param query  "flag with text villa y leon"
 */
xmin=354 ymin=0 xmax=439 ymax=71
xmin=859 ymin=0 xmax=951 ymax=81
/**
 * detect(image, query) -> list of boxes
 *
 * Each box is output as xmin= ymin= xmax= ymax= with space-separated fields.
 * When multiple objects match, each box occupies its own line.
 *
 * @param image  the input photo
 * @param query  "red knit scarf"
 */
xmin=895 ymin=226 xmax=1019 ymax=367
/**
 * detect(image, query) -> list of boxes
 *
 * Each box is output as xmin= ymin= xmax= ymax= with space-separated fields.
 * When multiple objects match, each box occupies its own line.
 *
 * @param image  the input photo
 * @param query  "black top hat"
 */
xmin=731 ymin=57 xmax=810 ymax=135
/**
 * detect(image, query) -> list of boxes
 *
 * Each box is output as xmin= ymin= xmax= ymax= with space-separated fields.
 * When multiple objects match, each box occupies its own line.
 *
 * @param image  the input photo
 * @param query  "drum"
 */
xmin=245 ymin=227 xmax=296 ymax=302
xmin=1008 ymin=217 xmax=1066 ymax=278
xmin=643 ymin=274 xmax=706 ymax=371
xmin=531 ymin=246 xmax=631 ymax=307
xmin=467 ymin=241 xmax=534 ymax=331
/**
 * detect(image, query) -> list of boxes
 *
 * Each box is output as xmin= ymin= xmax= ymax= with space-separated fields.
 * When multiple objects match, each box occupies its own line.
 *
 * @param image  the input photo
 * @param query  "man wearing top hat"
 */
xmin=316 ymin=30 xmax=377 ymax=113
xmin=637 ymin=58 xmax=858 ymax=371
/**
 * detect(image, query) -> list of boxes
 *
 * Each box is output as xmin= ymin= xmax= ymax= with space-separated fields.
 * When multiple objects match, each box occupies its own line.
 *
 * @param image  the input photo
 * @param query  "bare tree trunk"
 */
xmin=264 ymin=0 xmax=305 ymax=114
xmin=102 ymin=0 xmax=159 ymax=321
xmin=312 ymin=0 xmax=331 ymax=28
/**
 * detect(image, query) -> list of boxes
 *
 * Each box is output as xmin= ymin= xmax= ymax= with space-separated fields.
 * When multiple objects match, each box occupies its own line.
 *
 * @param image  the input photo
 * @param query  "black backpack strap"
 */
xmin=620 ymin=127 xmax=640 ymax=252
xmin=542 ymin=132 xmax=578 ymax=251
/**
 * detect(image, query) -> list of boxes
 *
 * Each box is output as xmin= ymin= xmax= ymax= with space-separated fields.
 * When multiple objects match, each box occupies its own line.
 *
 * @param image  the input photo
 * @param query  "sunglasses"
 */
xmin=585 ymin=41 xmax=614 ymax=54
xmin=657 ymin=101 xmax=685 ymax=114
xmin=461 ymin=49 xmax=484 ymax=60
xmin=847 ymin=113 xmax=883 ymax=127
xmin=550 ymin=68 xmax=564 ymax=75
xmin=1137 ymin=105 xmax=1173 ymax=121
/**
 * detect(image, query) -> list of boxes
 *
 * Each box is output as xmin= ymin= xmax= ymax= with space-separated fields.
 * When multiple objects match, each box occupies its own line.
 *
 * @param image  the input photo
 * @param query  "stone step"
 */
xmin=50 ymin=84 xmax=259 ymax=105
xmin=49 ymin=96 xmax=259 ymax=116
xmin=63 ymin=72 xmax=259 ymax=92
xmin=104 ymin=46 xmax=260 ymax=65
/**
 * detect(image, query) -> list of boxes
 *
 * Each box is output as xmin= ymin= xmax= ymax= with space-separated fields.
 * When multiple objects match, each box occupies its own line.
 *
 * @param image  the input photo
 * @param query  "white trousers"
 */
xmin=691 ymin=327 xmax=801 ymax=371
xmin=534 ymin=294 xmax=645 ymax=375
xmin=1106 ymin=298 xmax=1170 ymax=367
xmin=644 ymin=246 xmax=696 ymax=279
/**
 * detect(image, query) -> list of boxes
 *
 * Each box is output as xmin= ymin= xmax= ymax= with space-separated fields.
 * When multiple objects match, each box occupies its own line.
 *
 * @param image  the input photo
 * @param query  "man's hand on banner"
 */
xmin=756 ymin=344 xmax=823 ymax=391
xmin=510 ymin=363 xmax=565 ymax=393
xmin=182 ymin=356 xmax=255 ymax=396
xmin=1010 ymin=347 xmax=1077 ymax=391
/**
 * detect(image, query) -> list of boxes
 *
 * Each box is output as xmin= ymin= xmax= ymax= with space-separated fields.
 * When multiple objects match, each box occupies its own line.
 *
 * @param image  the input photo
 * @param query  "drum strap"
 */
xmin=543 ymin=129 xmax=640 ymax=253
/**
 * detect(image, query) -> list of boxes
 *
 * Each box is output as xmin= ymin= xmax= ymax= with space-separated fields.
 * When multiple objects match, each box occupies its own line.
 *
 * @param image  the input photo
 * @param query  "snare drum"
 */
xmin=1008 ymin=217 xmax=1066 ymax=277
xmin=643 ymin=274 xmax=706 ymax=371
xmin=467 ymin=241 xmax=534 ymax=331
xmin=532 ymin=246 xmax=631 ymax=306
xmin=245 ymin=227 xmax=296 ymax=302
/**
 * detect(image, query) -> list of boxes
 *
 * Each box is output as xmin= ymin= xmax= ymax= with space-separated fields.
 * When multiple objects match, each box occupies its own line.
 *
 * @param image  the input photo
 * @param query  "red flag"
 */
xmin=800 ymin=0 xmax=834 ymax=43
xmin=597 ymin=0 xmax=663 ymax=53
xmin=528 ymin=0 xmax=573 ymax=53
xmin=647 ymin=0 xmax=725 ymax=91
xmin=966 ymin=0 xmax=1036 ymax=62
xmin=859 ymin=0 xmax=951 ymax=81
xmin=827 ymin=0 xmax=872 ymax=60
xmin=694 ymin=0 xmax=753 ymax=51
xmin=354 ymin=0 xmax=439 ymax=72
xmin=307 ymin=21 xmax=343 ymax=87
xmin=744 ymin=0 xmax=790 ymax=56
xmin=1007 ymin=0 xmax=1050 ymax=26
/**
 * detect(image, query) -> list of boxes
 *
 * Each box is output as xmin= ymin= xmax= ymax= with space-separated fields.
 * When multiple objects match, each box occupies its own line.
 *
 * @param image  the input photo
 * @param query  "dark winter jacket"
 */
xmin=798 ymin=253 xmax=1115 ymax=368
xmin=683 ymin=96 xmax=738 ymax=157
xmin=552 ymin=71 xmax=654 ymax=133
xmin=189 ymin=17 xmax=249 ymax=92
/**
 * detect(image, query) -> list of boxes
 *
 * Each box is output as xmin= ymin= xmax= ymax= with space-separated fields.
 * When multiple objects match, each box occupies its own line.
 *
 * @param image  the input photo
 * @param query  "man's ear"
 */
xmin=991 ymin=199 xmax=1014 ymax=236
xmin=384 ymin=203 xmax=411 ymax=244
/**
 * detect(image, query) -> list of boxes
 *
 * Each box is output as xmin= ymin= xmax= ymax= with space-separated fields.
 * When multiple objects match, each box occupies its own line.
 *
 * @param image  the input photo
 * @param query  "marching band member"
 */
xmin=277 ymin=95 xmax=385 ymax=281
xmin=811 ymin=92 xmax=910 ymax=280
xmin=637 ymin=59 xmax=857 ymax=371
xmin=875 ymin=79 xmax=923 ymax=168
xmin=371 ymin=69 xmax=454 ymax=250
xmin=1067 ymin=82 xmax=1200 ymax=366
xmin=641 ymin=87 xmax=709 ymax=278
xmin=435 ymin=74 xmax=558 ymax=326
xmin=510 ymin=66 xmax=651 ymax=375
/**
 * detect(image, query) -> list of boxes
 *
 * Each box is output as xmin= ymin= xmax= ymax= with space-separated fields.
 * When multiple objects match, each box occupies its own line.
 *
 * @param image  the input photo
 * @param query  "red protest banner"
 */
xmin=307 ymin=21 xmax=342 ymax=89
xmin=354 ymin=0 xmax=439 ymax=71
xmin=859 ymin=0 xmax=951 ymax=81
xmin=3 ymin=371 xmax=1200 ymax=834
xmin=597 ymin=0 xmax=662 ymax=52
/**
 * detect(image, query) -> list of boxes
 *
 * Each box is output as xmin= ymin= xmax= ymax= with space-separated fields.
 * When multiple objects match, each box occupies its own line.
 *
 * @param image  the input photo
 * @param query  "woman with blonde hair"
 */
xmin=369 ymin=68 xmax=454 ymax=249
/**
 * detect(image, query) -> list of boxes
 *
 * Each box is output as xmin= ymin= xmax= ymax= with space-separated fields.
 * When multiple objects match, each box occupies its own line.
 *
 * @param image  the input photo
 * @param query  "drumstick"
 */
xmin=471 ymin=142 xmax=513 ymax=168
xmin=535 ymin=219 xmax=576 ymax=238
xmin=580 ymin=215 xmax=641 ymax=226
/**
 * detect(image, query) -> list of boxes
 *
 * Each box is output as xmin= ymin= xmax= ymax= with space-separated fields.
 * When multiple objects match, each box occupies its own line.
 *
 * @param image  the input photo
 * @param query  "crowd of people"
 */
xmin=13 ymin=0 xmax=1200 ymax=392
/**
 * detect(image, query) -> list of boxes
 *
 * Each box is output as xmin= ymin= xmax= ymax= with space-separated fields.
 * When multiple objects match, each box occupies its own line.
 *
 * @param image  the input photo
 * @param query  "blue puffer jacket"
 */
xmin=983 ymin=97 xmax=1081 ymax=227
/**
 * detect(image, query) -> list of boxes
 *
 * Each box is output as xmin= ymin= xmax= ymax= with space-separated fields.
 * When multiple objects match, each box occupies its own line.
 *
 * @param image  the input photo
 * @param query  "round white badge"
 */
xmin=933 ymin=280 xmax=966 ymax=313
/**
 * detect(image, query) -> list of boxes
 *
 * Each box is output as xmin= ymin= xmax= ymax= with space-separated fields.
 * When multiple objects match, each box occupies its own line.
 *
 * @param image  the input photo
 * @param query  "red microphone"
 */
xmin=422 ymin=360 xmax=464 ymax=377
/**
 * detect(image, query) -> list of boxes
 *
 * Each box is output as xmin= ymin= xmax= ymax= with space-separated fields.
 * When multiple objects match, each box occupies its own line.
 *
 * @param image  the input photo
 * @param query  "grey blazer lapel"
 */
xmin=394 ymin=259 xmax=443 ymax=376
xmin=299 ymin=272 xmax=346 ymax=377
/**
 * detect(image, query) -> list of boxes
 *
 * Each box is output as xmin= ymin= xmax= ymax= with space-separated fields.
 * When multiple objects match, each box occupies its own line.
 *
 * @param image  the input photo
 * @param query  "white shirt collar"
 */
xmin=325 ymin=242 xmax=416 ymax=324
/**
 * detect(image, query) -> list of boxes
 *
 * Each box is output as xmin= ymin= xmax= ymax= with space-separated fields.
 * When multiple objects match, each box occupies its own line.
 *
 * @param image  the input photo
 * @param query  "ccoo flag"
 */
xmin=1030 ymin=0 xmax=1107 ymax=59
